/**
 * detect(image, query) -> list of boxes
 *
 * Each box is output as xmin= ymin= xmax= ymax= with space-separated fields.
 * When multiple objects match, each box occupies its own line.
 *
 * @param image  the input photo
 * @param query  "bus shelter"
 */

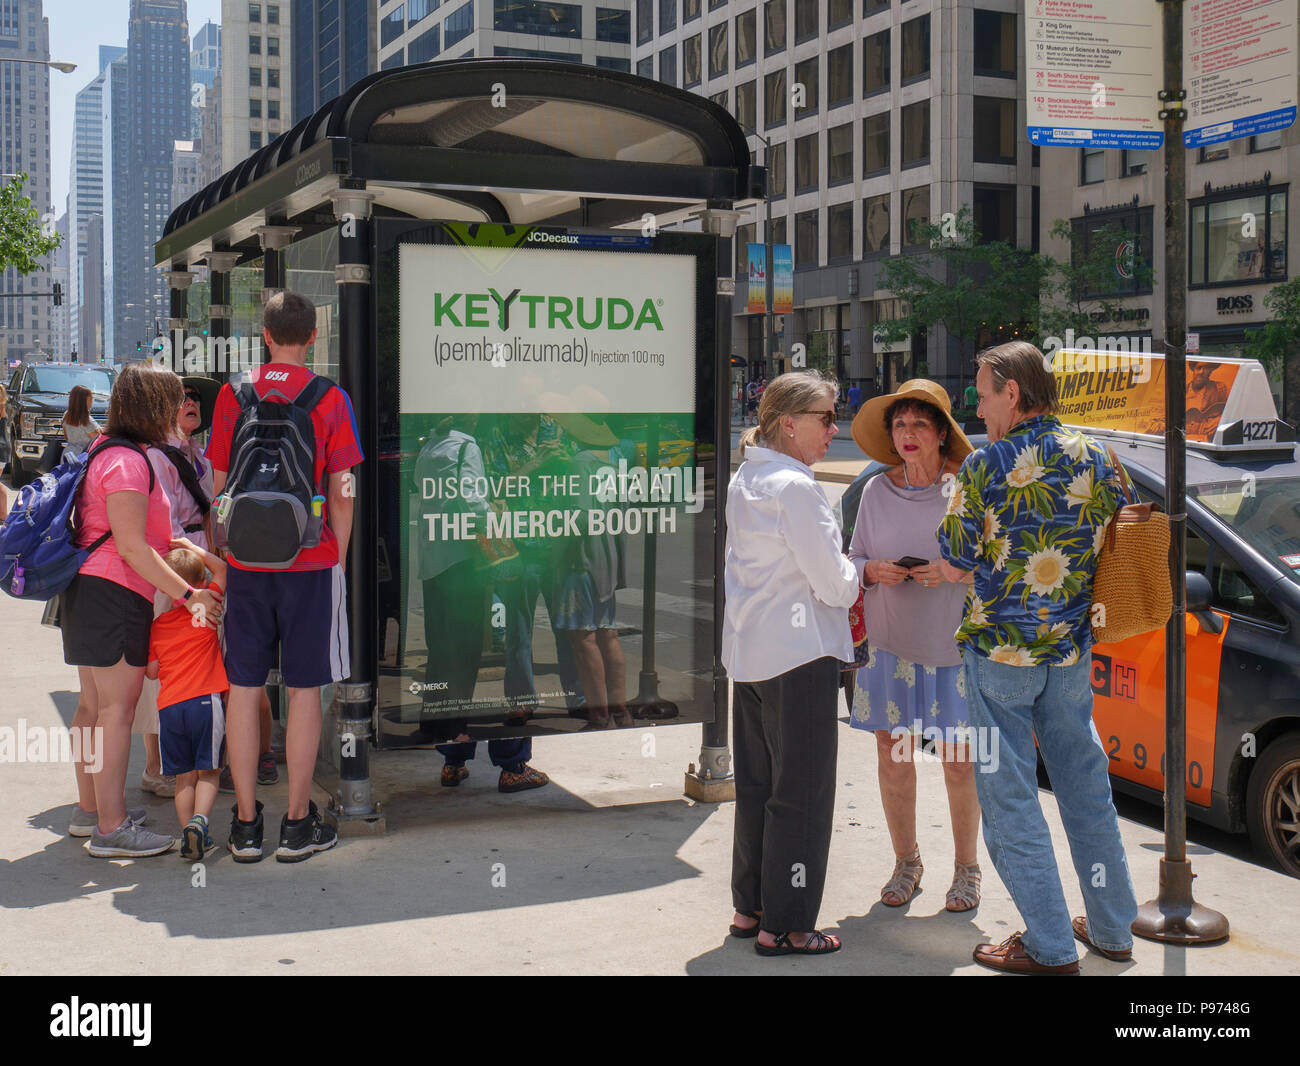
xmin=155 ymin=60 xmax=764 ymax=831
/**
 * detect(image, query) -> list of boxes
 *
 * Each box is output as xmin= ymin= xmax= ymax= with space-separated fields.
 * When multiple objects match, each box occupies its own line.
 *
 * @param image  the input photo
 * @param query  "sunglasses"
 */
xmin=795 ymin=409 xmax=837 ymax=428
xmin=183 ymin=389 xmax=201 ymax=402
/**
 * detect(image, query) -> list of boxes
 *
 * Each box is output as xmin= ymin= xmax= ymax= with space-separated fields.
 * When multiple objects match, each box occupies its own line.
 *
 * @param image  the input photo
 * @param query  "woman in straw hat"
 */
xmin=847 ymin=379 xmax=983 ymax=912
xmin=723 ymin=370 xmax=858 ymax=956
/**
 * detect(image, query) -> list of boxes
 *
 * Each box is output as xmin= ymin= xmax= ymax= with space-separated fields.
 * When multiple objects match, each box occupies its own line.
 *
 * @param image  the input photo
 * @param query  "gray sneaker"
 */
xmin=68 ymin=805 xmax=149 ymax=838
xmin=87 ymin=818 xmax=175 ymax=858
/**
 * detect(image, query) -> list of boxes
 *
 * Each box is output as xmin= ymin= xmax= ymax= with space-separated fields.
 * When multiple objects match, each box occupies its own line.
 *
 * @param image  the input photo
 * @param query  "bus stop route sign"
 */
xmin=1025 ymin=0 xmax=1164 ymax=150
xmin=1183 ymin=0 xmax=1297 ymax=148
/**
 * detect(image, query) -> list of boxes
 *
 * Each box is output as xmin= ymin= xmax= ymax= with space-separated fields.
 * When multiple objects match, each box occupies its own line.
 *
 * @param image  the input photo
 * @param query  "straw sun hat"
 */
xmin=851 ymin=378 xmax=973 ymax=467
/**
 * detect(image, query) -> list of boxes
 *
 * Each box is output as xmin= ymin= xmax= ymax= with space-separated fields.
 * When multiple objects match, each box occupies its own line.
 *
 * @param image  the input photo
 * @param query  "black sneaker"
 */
xmin=275 ymin=801 xmax=338 ymax=863
xmin=227 ymin=800 xmax=265 ymax=863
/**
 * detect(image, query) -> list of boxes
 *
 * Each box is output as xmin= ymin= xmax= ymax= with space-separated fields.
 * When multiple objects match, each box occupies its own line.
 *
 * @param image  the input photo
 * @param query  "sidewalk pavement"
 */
xmin=1 ymin=592 xmax=1297 ymax=976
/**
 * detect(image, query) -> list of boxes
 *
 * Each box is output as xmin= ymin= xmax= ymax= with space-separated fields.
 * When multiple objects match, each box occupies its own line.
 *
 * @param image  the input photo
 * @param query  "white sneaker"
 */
xmin=140 ymin=771 xmax=176 ymax=798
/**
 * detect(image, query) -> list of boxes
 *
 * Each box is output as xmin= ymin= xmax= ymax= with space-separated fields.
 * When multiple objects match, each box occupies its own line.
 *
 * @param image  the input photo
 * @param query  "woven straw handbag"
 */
xmin=1091 ymin=446 xmax=1173 ymax=643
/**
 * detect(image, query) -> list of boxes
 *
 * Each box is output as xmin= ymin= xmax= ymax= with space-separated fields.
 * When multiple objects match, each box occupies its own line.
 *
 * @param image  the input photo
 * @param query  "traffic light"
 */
xmin=136 ymin=340 xmax=143 ymax=352
xmin=52 ymin=282 xmax=62 ymax=307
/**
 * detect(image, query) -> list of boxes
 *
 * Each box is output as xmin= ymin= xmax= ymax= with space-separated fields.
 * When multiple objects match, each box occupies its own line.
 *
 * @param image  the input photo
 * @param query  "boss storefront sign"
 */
xmin=1216 ymin=294 xmax=1255 ymax=315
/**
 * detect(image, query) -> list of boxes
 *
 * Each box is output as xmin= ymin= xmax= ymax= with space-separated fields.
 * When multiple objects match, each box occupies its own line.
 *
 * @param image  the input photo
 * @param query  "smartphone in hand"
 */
xmin=895 ymin=555 xmax=929 ymax=581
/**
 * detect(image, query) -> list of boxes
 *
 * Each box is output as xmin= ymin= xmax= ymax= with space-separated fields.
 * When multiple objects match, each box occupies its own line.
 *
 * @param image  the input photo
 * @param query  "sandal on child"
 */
xmin=945 ymin=860 xmax=982 ymax=912
xmin=755 ymin=930 xmax=842 ymax=956
xmin=729 ymin=910 xmax=761 ymax=939
xmin=881 ymin=846 xmax=923 ymax=907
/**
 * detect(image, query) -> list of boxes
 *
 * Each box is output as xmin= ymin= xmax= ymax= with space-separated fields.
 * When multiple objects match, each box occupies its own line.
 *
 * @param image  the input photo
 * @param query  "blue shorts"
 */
xmin=223 ymin=565 xmax=350 ymax=689
xmin=159 ymin=693 xmax=226 ymax=776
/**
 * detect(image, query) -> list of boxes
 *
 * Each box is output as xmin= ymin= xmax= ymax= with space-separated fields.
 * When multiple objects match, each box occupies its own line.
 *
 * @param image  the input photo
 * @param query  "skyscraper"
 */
xmin=222 ymin=0 xmax=290 ymax=170
xmin=68 ymin=45 xmax=125 ymax=364
xmin=101 ymin=53 xmax=128 ymax=361
xmin=0 ymin=0 xmax=55 ymax=364
xmin=291 ymin=0 xmax=373 ymax=123
xmin=191 ymin=18 xmax=220 ymax=137
xmin=120 ymin=0 xmax=191 ymax=359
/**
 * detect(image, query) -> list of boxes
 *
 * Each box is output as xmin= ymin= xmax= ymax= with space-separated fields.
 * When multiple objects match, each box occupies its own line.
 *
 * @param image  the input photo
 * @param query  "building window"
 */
xmin=637 ymin=55 xmax=654 ymax=77
xmin=1073 ymin=206 xmax=1154 ymax=296
xmin=597 ymin=55 xmax=631 ymax=71
xmin=637 ymin=0 xmax=653 ymax=44
xmin=828 ymin=122 xmax=853 ymax=185
xmin=736 ymin=222 xmax=755 ymax=279
xmin=267 ymin=36 xmax=279 ymax=57
xmin=769 ymin=140 xmax=786 ymax=198
xmin=267 ymin=68 xmax=280 ymax=88
xmin=794 ymin=56 xmax=818 ymax=118
xmin=973 ymin=10 xmax=1016 ymax=77
xmin=266 ymin=4 xmax=279 ymax=24
xmin=863 ymin=192 xmax=890 ymax=255
xmin=249 ymin=67 xmax=262 ymax=87
xmin=1251 ymin=130 xmax=1282 ymax=152
xmin=828 ymin=44 xmax=852 ymax=109
xmin=863 ymin=0 xmax=888 ymax=16
xmin=1121 ymin=150 xmax=1149 ymax=176
xmin=709 ymin=21 xmax=727 ymax=78
xmin=710 ymin=0 xmax=725 ymax=8
xmin=829 ymin=0 xmax=852 ymax=29
xmin=684 ymin=0 xmax=700 ymax=22
xmin=794 ymin=0 xmax=817 ymax=42
xmin=770 ymin=215 xmax=787 ymax=246
xmin=382 ymin=5 xmax=405 ymax=47
xmin=974 ymin=184 xmax=1016 ymax=243
xmin=268 ymin=99 xmax=279 ymax=120
xmin=736 ymin=79 xmax=756 ymax=130
xmin=863 ymin=29 xmax=889 ymax=96
xmin=864 ymin=111 xmax=889 ymax=175
xmin=973 ymin=97 xmax=1015 ymax=164
xmin=409 ymin=24 xmax=441 ymax=62
xmin=658 ymin=0 xmax=676 ymax=32
xmin=249 ymin=98 xmax=262 ymax=118
xmin=796 ymin=208 xmax=818 ymax=266
xmin=902 ymin=185 xmax=930 ymax=246
xmin=683 ymin=33 xmax=702 ymax=86
xmin=828 ymin=201 xmax=853 ymax=260
xmin=1190 ymin=187 xmax=1287 ymax=287
xmin=597 ymin=7 xmax=631 ymax=42
xmin=736 ymin=9 xmax=756 ymax=68
xmin=445 ymin=1 xmax=475 ymax=48
xmin=1200 ymin=142 xmax=1230 ymax=163
xmin=709 ymin=87 xmax=728 ymax=109
xmin=765 ymin=68 xmax=786 ymax=128
xmin=250 ymin=131 xmax=262 ymax=149
xmin=1080 ymin=146 xmax=1105 ymax=184
xmin=764 ymin=0 xmax=785 ymax=55
xmin=901 ymin=15 xmax=929 ymax=82
xmin=248 ymin=2 xmax=261 ymax=21
xmin=659 ymin=44 xmax=677 ymax=86
xmin=901 ymin=100 xmax=929 ymax=167
xmin=494 ymin=0 xmax=581 ymax=34
xmin=795 ymin=131 xmax=819 ymax=191
xmin=249 ymin=35 xmax=261 ymax=55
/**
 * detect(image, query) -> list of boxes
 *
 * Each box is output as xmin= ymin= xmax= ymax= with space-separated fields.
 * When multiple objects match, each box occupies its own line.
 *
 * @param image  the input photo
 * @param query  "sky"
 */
xmin=47 ymin=0 xmax=223 ymax=215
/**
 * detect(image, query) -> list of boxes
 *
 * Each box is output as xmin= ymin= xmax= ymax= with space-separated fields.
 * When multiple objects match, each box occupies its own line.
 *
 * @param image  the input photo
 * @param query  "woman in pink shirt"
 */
xmin=63 ymin=364 xmax=224 ymax=858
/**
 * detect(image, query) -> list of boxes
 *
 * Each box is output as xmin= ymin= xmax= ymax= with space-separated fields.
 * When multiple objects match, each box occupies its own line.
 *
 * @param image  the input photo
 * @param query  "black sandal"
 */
xmin=755 ymin=930 xmax=842 ymax=956
xmin=729 ymin=910 xmax=761 ymax=939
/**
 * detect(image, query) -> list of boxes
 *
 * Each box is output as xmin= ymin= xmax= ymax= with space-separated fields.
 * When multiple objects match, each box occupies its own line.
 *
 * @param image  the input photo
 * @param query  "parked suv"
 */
xmin=2 ymin=362 xmax=114 ymax=487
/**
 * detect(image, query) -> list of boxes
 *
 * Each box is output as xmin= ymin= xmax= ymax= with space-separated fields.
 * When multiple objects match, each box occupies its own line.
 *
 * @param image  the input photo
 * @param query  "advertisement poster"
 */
xmin=746 ymin=243 xmax=793 ymax=314
xmin=1052 ymin=351 xmax=1241 ymax=441
xmin=387 ymin=226 xmax=715 ymax=741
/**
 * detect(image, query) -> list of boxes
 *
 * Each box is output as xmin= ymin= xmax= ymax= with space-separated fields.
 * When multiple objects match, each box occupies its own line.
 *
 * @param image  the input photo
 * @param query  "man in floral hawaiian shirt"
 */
xmin=936 ymin=340 xmax=1138 ymax=975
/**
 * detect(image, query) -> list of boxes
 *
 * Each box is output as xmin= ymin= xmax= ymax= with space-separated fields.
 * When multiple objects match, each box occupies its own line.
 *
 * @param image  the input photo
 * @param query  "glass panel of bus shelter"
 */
xmin=375 ymin=222 xmax=718 ymax=745
xmin=285 ymin=227 xmax=342 ymax=379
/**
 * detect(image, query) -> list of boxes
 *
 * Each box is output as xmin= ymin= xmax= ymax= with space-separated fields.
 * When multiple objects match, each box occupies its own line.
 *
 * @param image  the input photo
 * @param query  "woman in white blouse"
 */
xmin=722 ymin=370 xmax=859 ymax=957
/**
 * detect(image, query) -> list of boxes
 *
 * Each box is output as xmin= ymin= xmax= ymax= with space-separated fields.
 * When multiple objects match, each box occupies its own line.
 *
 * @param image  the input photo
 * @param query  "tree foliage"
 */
xmin=1038 ymin=218 xmax=1155 ymax=346
xmin=1244 ymin=277 xmax=1300 ymax=425
xmin=0 ymin=173 xmax=61 ymax=275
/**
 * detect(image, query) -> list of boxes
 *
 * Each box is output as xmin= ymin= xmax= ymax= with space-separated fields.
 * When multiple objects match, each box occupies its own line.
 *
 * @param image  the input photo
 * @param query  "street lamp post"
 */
xmin=741 ymin=126 xmax=776 ymax=383
xmin=0 ymin=58 xmax=76 ymax=73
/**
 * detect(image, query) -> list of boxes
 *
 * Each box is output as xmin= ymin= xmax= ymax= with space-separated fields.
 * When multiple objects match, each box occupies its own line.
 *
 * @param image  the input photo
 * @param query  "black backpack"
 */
xmin=216 ymin=375 xmax=331 ymax=569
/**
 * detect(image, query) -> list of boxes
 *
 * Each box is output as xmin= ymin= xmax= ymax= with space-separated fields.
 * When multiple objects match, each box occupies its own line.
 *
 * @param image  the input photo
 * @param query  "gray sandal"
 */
xmin=945 ymin=860 xmax=982 ymax=912
xmin=881 ymin=846 xmax=923 ymax=906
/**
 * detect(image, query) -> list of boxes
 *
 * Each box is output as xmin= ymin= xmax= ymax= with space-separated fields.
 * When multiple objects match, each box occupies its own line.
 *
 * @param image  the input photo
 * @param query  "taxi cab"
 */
xmin=840 ymin=354 xmax=1300 ymax=879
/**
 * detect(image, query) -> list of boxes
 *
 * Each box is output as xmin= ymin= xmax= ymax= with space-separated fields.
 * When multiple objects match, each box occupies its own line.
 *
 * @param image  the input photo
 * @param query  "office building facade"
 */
xmin=101 ymin=53 xmax=127 ymax=361
xmin=222 ymin=0 xmax=290 ymax=170
xmin=291 ymin=0 xmax=373 ymax=123
xmin=375 ymin=0 xmax=631 ymax=72
xmin=634 ymin=0 xmax=1032 ymax=397
xmin=191 ymin=18 xmax=221 ymax=138
xmin=0 ymin=0 xmax=54 ymax=365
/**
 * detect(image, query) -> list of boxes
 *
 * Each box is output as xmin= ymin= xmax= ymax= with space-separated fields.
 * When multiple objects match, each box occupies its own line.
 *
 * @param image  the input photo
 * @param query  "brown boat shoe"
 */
xmin=1072 ymin=916 xmax=1133 ymax=961
xmin=972 ymin=932 xmax=1079 ymax=975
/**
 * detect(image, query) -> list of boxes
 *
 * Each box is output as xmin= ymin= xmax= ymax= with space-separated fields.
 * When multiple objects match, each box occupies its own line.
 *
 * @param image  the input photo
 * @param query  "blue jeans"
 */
xmin=501 ymin=553 xmax=584 ymax=709
xmin=961 ymin=648 xmax=1137 ymax=966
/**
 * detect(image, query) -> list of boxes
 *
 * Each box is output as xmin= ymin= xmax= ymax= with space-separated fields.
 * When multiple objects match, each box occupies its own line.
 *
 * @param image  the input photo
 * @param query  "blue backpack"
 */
xmin=0 ymin=437 xmax=155 ymax=601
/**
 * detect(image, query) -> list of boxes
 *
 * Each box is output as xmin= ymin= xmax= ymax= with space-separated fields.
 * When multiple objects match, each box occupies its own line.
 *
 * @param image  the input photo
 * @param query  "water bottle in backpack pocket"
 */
xmin=217 ymin=375 xmax=331 ymax=569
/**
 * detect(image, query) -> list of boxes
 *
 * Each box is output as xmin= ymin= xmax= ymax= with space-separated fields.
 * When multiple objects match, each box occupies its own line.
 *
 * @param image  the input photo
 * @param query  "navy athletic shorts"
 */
xmin=223 ymin=566 xmax=350 ymax=689
xmin=159 ymin=693 xmax=226 ymax=776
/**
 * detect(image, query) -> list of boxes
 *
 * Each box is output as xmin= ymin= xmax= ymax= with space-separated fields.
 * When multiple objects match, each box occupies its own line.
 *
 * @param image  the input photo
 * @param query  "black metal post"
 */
xmin=328 ymin=188 xmax=384 ymax=832
xmin=629 ymin=415 xmax=678 ymax=720
xmin=1132 ymin=0 xmax=1228 ymax=945
xmin=205 ymin=251 xmax=238 ymax=387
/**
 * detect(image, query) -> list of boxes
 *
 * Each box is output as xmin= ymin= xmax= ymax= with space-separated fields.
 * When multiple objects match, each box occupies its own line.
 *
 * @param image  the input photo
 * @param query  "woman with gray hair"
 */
xmin=723 ymin=370 xmax=859 ymax=956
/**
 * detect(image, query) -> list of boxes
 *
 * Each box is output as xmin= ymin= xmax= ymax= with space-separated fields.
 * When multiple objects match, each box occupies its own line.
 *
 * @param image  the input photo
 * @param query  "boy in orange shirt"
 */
xmin=146 ymin=538 xmax=229 ymax=860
